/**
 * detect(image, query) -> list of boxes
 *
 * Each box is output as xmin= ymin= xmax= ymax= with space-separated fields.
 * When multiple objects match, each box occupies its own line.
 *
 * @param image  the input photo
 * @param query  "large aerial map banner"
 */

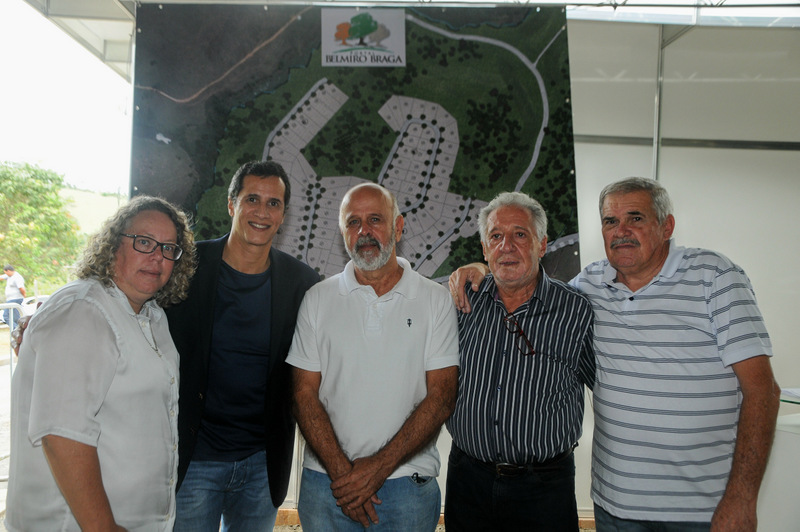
xmin=132 ymin=5 xmax=579 ymax=281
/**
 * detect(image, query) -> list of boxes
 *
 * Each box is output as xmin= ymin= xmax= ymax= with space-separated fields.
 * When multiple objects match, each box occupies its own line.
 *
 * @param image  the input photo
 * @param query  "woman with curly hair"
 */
xmin=6 ymin=195 xmax=197 ymax=532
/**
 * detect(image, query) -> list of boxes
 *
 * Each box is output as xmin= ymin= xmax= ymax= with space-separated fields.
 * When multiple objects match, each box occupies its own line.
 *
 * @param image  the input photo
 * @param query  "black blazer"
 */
xmin=166 ymin=235 xmax=319 ymax=506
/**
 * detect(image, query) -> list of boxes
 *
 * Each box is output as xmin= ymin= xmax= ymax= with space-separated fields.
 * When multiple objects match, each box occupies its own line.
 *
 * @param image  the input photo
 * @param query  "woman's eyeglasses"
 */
xmin=120 ymin=234 xmax=183 ymax=261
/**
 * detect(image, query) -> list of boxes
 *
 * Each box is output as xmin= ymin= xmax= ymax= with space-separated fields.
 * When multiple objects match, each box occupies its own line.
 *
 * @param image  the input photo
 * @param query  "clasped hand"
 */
xmin=331 ymin=456 xmax=388 ymax=527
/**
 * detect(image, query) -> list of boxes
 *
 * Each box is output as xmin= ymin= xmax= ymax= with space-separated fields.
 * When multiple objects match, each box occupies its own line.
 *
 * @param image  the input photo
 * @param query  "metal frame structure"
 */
xmin=19 ymin=0 xmax=800 ymax=82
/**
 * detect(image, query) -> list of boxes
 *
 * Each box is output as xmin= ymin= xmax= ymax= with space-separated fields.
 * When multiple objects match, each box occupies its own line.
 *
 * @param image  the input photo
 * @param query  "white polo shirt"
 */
xmin=287 ymin=257 xmax=459 ymax=479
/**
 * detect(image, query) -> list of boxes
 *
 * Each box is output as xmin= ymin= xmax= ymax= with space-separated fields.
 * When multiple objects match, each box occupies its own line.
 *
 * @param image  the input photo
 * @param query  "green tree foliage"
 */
xmin=0 ymin=163 xmax=83 ymax=294
xmin=349 ymin=13 xmax=378 ymax=45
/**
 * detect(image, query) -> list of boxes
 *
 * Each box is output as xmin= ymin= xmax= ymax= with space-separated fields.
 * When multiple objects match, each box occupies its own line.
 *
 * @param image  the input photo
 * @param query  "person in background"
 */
xmin=450 ymin=177 xmax=780 ymax=532
xmin=5 ymin=196 xmax=196 ymax=531
xmin=444 ymin=191 xmax=595 ymax=531
xmin=167 ymin=160 xmax=319 ymax=531
xmin=288 ymin=183 xmax=459 ymax=531
xmin=2 ymin=264 xmax=26 ymax=329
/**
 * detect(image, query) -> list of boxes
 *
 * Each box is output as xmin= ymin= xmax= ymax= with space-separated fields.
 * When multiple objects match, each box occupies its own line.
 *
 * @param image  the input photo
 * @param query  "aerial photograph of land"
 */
xmin=132 ymin=5 xmax=578 ymax=281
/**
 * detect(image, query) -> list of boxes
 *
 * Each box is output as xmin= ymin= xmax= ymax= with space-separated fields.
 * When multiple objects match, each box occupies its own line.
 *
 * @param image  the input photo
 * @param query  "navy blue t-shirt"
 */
xmin=193 ymin=261 xmax=272 ymax=461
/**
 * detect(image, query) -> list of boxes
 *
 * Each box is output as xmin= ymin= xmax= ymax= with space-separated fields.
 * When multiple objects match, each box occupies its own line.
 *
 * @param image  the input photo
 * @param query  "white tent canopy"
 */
xmin=21 ymin=0 xmax=800 ymax=82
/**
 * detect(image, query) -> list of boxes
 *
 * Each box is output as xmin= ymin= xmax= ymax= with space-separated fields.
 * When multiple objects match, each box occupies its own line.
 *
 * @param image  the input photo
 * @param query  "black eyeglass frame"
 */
xmin=503 ymin=314 xmax=536 ymax=356
xmin=119 ymin=233 xmax=183 ymax=261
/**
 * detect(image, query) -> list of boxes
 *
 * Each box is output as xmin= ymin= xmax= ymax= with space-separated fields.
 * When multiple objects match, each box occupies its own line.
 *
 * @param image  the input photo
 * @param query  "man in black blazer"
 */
xmin=167 ymin=161 xmax=319 ymax=531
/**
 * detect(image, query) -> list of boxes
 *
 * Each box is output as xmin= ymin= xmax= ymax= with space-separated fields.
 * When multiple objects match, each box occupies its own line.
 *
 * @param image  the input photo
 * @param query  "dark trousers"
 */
xmin=444 ymin=445 xmax=579 ymax=532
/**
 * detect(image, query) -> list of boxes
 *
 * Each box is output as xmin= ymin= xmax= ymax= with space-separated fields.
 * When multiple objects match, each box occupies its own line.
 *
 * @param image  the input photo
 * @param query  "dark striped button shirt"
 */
xmin=446 ymin=269 xmax=595 ymax=464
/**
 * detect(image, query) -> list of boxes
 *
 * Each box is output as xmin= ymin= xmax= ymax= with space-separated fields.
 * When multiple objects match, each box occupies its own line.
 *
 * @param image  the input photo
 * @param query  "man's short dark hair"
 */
xmin=227 ymin=161 xmax=291 ymax=210
xmin=3 ymin=265 xmax=14 ymax=272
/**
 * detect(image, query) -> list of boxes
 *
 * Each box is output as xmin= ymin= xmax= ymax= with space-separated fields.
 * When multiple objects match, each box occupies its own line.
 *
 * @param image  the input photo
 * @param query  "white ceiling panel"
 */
xmin=23 ymin=0 xmax=135 ymax=80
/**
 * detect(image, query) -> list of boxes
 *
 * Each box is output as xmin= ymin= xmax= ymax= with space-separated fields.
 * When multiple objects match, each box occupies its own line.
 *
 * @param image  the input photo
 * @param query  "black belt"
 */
xmin=455 ymin=444 xmax=575 ymax=477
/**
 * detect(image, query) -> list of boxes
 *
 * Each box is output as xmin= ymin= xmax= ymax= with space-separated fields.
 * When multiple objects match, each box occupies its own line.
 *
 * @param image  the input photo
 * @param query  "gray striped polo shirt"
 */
xmin=572 ymin=240 xmax=772 ymax=522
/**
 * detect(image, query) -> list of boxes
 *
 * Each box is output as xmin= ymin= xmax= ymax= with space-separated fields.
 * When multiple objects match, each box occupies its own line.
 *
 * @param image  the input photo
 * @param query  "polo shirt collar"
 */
xmin=659 ymin=239 xmax=682 ymax=279
xmin=340 ymin=256 xmax=418 ymax=299
xmin=601 ymin=238 xmax=680 ymax=289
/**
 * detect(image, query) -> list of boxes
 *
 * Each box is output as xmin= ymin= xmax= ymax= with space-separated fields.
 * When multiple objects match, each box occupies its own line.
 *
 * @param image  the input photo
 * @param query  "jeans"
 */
xmin=593 ymin=504 xmax=711 ymax=532
xmin=298 ymin=467 xmax=441 ymax=531
xmin=3 ymin=298 xmax=22 ymax=329
xmin=174 ymin=450 xmax=277 ymax=532
xmin=444 ymin=445 xmax=578 ymax=532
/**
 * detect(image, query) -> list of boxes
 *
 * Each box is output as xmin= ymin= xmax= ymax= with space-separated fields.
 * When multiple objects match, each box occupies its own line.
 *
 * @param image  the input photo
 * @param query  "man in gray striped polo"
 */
xmin=444 ymin=191 xmax=596 ymax=531
xmin=571 ymin=177 xmax=780 ymax=532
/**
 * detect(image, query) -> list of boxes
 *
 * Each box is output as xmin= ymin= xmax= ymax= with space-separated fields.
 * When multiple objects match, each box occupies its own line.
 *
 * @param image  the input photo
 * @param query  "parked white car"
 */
xmin=21 ymin=295 xmax=50 ymax=317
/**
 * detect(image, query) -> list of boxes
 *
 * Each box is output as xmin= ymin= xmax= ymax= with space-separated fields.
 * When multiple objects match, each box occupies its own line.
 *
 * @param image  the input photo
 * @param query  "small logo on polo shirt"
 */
xmin=407 ymin=318 xmax=412 ymax=328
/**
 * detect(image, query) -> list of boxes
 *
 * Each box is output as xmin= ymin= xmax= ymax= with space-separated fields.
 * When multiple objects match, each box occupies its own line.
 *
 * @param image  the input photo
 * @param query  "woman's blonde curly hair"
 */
xmin=74 ymin=195 xmax=197 ymax=307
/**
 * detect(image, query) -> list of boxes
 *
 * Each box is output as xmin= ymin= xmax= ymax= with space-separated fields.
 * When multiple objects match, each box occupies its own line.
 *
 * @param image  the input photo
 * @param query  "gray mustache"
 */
xmin=356 ymin=236 xmax=382 ymax=251
xmin=611 ymin=238 xmax=639 ymax=248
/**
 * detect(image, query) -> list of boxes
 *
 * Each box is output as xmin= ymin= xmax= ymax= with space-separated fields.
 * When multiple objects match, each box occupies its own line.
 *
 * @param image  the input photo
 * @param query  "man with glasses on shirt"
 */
xmin=444 ymin=191 xmax=595 ymax=531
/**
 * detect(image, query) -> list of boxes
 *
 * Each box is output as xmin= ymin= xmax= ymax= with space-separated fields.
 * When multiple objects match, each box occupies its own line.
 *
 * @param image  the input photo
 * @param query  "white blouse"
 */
xmin=6 ymin=278 xmax=179 ymax=531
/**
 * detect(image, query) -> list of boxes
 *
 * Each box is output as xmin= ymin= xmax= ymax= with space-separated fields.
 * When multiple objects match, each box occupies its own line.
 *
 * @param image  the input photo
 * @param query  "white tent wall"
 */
xmin=569 ymin=19 xmax=799 ymax=400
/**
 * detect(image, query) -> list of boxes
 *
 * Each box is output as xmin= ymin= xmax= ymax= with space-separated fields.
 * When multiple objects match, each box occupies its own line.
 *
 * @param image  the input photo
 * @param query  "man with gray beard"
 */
xmin=286 ymin=183 xmax=460 ymax=531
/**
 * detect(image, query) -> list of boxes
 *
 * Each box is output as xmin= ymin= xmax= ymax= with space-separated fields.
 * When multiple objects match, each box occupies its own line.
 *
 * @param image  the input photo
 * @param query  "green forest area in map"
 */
xmin=193 ymin=8 xmax=576 ymax=276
